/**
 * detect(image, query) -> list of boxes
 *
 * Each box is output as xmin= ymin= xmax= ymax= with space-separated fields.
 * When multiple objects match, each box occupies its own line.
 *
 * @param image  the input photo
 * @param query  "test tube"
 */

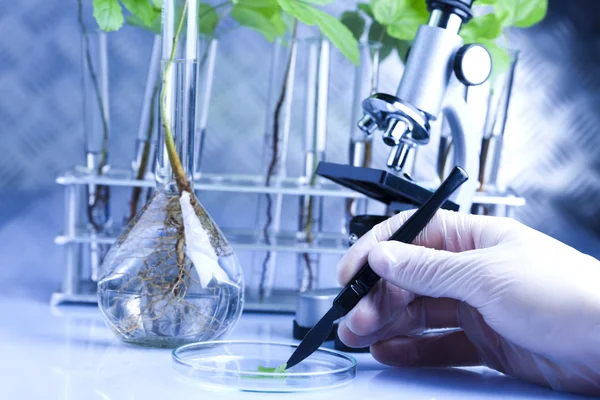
xmin=193 ymin=36 xmax=219 ymax=178
xmin=126 ymin=35 xmax=161 ymax=224
xmin=81 ymin=30 xmax=111 ymax=281
xmin=297 ymin=38 xmax=330 ymax=292
xmin=255 ymin=36 xmax=299 ymax=300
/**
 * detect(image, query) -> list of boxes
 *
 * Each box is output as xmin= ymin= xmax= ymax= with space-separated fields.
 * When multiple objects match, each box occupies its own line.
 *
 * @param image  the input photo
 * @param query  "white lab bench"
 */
xmin=0 ymin=298 xmax=591 ymax=400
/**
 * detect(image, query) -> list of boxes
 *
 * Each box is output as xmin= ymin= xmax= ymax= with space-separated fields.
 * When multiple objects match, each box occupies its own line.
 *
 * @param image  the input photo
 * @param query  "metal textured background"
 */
xmin=1 ymin=0 xmax=600 ymax=299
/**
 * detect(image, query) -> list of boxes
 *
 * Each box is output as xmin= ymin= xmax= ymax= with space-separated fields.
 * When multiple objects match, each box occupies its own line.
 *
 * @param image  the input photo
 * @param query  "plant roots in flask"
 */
xmin=98 ymin=191 xmax=244 ymax=348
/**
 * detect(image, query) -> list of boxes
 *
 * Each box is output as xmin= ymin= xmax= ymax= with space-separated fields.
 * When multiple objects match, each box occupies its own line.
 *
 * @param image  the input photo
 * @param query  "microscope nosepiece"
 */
xmin=382 ymin=119 xmax=409 ymax=146
xmin=357 ymin=114 xmax=379 ymax=136
xmin=386 ymin=141 xmax=416 ymax=171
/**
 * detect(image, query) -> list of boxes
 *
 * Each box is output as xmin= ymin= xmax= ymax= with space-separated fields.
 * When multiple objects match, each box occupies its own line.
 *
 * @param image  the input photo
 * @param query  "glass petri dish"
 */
xmin=172 ymin=340 xmax=357 ymax=393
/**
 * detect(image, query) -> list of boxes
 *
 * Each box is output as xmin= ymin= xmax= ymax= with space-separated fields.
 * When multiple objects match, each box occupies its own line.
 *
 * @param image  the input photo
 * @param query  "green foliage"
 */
xmin=232 ymin=4 xmax=285 ymax=41
xmin=123 ymin=0 xmax=161 ymax=32
xmin=93 ymin=0 xmax=124 ymax=31
xmin=367 ymin=22 xmax=388 ymax=57
xmin=277 ymin=0 xmax=359 ymax=64
xmin=460 ymin=12 xmax=504 ymax=43
xmin=92 ymin=0 xmax=161 ymax=32
xmin=341 ymin=0 xmax=422 ymax=63
xmin=91 ymin=0 xmax=360 ymax=64
xmin=371 ymin=0 xmax=403 ymax=26
xmin=127 ymin=14 xmax=161 ymax=33
xmin=121 ymin=0 xmax=160 ymax=26
xmin=495 ymin=0 xmax=548 ymax=28
xmin=339 ymin=0 xmax=547 ymax=78
xmin=341 ymin=11 xmax=365 ymax=41
xmin=300 ymin=0 xmax=335 ymax=4
xmin=357 ymin=2 xmax=374 ymax=18
xmin=199 ymin=3 xmax=219 ymax=35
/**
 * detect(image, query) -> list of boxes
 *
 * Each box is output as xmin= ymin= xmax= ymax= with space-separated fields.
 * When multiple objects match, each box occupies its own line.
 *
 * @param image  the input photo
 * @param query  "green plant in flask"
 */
xmin=94 ymin=0 xmax=244 ymax=348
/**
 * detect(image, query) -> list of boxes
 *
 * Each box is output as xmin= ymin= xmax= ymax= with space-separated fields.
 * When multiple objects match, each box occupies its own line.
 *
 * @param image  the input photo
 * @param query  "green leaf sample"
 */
xmin=258 ymin=363 xmax=288 ymax=374
xmin=241 ymin=363 xmax=288 ymax=379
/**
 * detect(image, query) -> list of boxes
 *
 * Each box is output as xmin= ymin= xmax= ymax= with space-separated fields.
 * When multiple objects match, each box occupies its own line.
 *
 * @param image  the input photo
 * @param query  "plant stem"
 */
xmin=160 ymin=0 xmax=192 ymax=194
xmin=259 ymin=24 xmax=298 ymax=299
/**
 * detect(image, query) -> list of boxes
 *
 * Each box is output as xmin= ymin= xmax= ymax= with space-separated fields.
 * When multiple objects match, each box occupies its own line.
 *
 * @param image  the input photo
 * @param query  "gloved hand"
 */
xmin=337 ymin=210 xmax=600 ymax=395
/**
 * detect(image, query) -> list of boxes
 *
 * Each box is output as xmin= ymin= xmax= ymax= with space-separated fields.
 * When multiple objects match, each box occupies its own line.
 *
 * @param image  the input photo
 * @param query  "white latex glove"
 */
xmin=336 ymin=210 xmax=600 ymax=395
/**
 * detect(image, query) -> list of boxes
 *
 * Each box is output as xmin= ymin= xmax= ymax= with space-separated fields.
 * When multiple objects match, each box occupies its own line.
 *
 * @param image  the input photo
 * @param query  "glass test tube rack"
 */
xmin=51 ymin=167 xmax=525 ymax=313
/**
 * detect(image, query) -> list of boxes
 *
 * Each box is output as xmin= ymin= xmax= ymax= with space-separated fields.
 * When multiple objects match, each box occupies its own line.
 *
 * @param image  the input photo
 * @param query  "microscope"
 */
xmin=318 ymin=0 xmax=493 ymax=239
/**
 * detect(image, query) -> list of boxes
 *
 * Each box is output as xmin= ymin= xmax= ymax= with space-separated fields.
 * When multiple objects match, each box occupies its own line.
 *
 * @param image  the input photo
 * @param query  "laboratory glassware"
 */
xmin=97 ymin=0 xmax=244 ymax=348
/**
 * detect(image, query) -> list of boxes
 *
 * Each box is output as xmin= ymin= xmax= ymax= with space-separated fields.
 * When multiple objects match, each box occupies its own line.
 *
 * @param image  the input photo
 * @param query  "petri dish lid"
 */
xmin=172 ymin=340 xmax=357 ymax=393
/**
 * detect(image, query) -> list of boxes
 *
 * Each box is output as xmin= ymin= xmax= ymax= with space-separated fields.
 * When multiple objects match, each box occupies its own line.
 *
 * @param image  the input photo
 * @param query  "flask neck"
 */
xmin=155 ymin=59 xmax=197 ymax=195
xmin=156 ymin=0 xmax=199 ymax=195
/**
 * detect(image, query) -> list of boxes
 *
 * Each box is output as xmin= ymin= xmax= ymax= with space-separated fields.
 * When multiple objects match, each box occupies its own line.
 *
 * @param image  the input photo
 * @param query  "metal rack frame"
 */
xmin=51 ymin=166 xmax=525 ymax=312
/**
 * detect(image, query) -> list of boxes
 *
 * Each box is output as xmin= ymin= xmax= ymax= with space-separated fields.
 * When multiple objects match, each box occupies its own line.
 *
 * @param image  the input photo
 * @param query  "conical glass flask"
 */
xmin=97 ymin=0 xmax=244 ymax=348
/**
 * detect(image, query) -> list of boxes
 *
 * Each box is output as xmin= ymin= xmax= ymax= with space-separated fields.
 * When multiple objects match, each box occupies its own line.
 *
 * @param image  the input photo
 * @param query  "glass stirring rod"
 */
xmin=286 ymin=166 xmax=469 ymax=369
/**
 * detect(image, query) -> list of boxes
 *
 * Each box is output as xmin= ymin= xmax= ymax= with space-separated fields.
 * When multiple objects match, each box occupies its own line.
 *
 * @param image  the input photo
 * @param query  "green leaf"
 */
xmin=199 ymin=3 xmax=219 ymax=35
xmin=232 ymin=5 xmax=282 ymax=41
xmin=269 ymin=11 xmax=287 ymax=36
xmin=121 ymin=0 xmax=160 ymax=29
xmin=477 ymin=0 xmax=497 ymax=3
xmin=341 ymin=11 xmax=365 ymax=41
xmin=257 ymin=363 xmax=287 ymax=373
xmin=368 ymin=21 xmax=392 ymax=60
xmin=460 ymin=12 xmax=503 ymax=43
xmin=300 ymin=0 xmax=335 ymax=4
xmin=395 ymin=39 xmax=410 ymax=63
xmin=93 ymin=0 xmax=124 ymax=31
xmin=371 ymin=0 xmax=402 ymax=26
xmin=385 ymin=7 xmax=428 ymax=41
xmin=358 ymin=3 xmax=374 ymax=18
xmin=151 ymin=0 xmax=161 ymax=8
xmin=247 ymin=363 xmax=288 ymax=379
xmin=277 ymin=0 xmax=318 ymax=24
xmin=127 ymin=13 xmax=161 ymax=33
xmin=495 ymin=0 xmax=548 ymax=28
xmin=277 ymin=0 xmax=360 ymax=64
xmin=367 ymin=21 xmax=410 ymax=63
xmin=237 ymin=0 xmax=278 ymax=9
xmin=315 ymin=12 xmax=360 ymax=65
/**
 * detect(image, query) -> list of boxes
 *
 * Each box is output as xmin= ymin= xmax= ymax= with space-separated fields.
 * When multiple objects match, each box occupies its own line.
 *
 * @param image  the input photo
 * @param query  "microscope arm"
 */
xmin=441 ymin=83 xmax=480 ymax=211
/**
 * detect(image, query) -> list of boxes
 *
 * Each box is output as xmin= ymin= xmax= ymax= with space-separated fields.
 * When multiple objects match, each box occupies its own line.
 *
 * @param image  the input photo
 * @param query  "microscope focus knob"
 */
xmin=454 ymin=44 xmax=492 ymax=86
